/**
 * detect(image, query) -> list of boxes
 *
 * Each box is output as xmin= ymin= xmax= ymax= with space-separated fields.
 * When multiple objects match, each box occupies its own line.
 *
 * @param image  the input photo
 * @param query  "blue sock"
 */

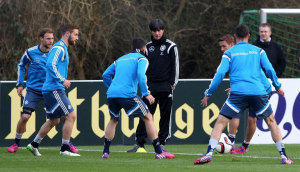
xmin=228 ymin=134 xmax=236 ymax=144
xmin=103 ymin=138 xmax=112 ymax=154
xmin=152 ymin=138 xmax=162 ymax=154
xmin=242 ymin=140 xmax=249 ymax=149
xmin=15 ymin=138 xmax=21 ymax=146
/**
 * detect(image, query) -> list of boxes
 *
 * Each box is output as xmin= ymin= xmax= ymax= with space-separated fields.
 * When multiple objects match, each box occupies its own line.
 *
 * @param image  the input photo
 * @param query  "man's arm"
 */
xmin=102 ymin=62 xmax=116 ymax=88
xmin=204 ymin=55 xmax=230 ymax=97
xmin=260 ymin=49 xmax=281 ymax=90
xmin=16 ymin=50 xmax=31 ymax=88
xmin=276 ymin=44 xmax=286 ymax=77
xmin=137 ymin=57 xmax=150 ymax=97
xmin=49 ymin=46 xmax=66 ymax=83
xmin=169 ymin=45 xmax=179 ymax=89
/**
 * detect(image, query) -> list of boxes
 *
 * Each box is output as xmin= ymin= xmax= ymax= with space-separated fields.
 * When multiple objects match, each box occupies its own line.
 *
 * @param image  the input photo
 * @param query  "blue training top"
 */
xmin=42 ymin=40 xmax=69 ymax=91
xmin=17 ymin=45 xmax=49 ymax=90
xmin=205 ymin=42 xmax=280 ymax=96
xmin=102 ymin=51 xmax=150 ymax=98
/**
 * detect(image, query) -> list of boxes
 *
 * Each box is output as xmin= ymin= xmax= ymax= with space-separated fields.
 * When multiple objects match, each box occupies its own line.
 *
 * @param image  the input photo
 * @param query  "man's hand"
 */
xmin=201 ymin=96 xmax=210 ymax=107
xmin=170 ymin=85 xmax=174 ymax=90
xmin=277 ymin=87 xmax=285 ymax=96
xmin=63 ymin=80 xmax=71 ymax=89
xmin=145 ymin=95 xmax=155 ymax=105
xmin=225 ymin=88 xmax=231 ymax=95
xmin=17 ymin=86 xmax=23 ymax=97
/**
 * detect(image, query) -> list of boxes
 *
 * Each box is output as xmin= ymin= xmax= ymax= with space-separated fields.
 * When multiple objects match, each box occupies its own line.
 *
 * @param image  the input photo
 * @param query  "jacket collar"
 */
xmin=151 ymin=35 xmax=166 ymax=45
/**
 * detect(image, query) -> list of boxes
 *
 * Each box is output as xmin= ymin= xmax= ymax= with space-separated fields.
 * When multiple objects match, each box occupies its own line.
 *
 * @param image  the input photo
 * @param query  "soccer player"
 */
xmin=26 ymin=23 xmax=80 ymax=156
xmin=253 ymin=23 xmax=286 ymax=77
xmin=101 ymin=38 xmax=175 ymax=159
xmin=127 ymin=18 xmax=179 ymax=153
xmin=7 ymin=28 xmax=79 ymax=154
xmin=218 ymin=34 xmax=271 ymax=154
xmin=194 ymin=24 xmax=294 ymax=165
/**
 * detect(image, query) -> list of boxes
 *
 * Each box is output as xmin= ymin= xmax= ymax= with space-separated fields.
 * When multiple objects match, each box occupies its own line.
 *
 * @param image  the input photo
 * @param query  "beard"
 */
xmin=68 ymin=36 xmax=77 ymax=45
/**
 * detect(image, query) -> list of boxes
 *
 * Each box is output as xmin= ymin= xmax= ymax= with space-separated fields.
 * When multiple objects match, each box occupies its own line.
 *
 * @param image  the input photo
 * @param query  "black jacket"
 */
xmin=145 ymin=35 xmax=179 ymax=92
xmin=253 ymin=37 xmax=286 ymax=77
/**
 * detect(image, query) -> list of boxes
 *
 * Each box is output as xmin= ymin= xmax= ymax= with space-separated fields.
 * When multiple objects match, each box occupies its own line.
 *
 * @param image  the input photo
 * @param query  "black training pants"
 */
xmin=135 ymin=91 xmax=173 ymax=146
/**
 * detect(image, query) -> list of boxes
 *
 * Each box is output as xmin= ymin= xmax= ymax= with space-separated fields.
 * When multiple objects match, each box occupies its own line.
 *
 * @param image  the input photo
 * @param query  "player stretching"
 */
xmin=194 ymin=24 xmax=294 ymax=165
xmin=26 ymin=23 xmax=80 ymax=156
xmin=101 ymin=38 xmax=175 ymax=159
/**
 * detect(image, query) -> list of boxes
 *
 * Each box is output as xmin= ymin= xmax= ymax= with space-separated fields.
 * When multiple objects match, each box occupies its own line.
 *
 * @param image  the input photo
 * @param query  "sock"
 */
xmin=103 ymin=138 xmax=112 ymax=154
xmin=62 ymin=139 xmax=70 ymax=145
xmin=242 ymin=140 xmax=250 ymax=150
xmin=152 ymin=138 xmax=162 ymax=154
xmin=31 ymin=141 xmax=40 ymax=148
xmin=206 ymin=139 xmax=218 ymax=156
xmin=15 ymin=132 xmax=23 ymax=146
xmin=33 ymin=134 xmax=43 ymax=144
xmin=228 ymin=134 xmax=236 ymax=145
xmin=138 ymin=143 xmax=145 ymax=148
xmin=275 ymin=141 xmax=287 ymax=158
xmin=60 ymin=144 xmax=70 ymax=152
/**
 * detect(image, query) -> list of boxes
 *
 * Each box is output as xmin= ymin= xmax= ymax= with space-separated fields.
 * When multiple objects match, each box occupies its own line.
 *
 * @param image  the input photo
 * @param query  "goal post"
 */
xmin=260 ymin=8 xmax=300 ymax=23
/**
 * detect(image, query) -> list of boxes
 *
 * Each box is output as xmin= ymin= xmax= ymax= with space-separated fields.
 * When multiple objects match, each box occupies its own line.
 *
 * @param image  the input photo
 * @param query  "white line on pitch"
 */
xmin=19 ymin=147 xmax=300 ymax=160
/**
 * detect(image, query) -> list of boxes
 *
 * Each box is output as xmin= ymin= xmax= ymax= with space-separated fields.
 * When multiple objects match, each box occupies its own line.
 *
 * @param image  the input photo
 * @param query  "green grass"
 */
xmin=0 ymin=144 xmax=299 ymax=172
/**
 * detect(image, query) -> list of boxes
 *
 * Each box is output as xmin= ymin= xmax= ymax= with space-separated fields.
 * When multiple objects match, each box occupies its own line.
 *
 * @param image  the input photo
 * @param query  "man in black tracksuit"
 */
xmin=127 ymin=19 xmax=179 ymax=152
xmin=253 ymin=23 xmax=286 ymax=77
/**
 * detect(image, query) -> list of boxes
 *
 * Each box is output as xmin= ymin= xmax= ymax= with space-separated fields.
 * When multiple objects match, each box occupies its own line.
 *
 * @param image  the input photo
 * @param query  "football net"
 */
xmin=240 ymin=9 xmax=300 ymax=78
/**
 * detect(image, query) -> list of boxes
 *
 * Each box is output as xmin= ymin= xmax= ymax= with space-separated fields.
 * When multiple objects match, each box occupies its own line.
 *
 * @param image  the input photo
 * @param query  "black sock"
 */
xmin=138 ymin=144 xmax=144 ymax=148
xmin=279 ymin=148 xmax=287 ymax=157
xmin=15 ymin=138 xmax=21 ymax=146
xmin=31 ymin=141 xmax=39 ymax=148
xmin=242 ymin=141 xmax=249 ymax=150
xmin=152 ymin=138 xmax=162 ymax=154
xmin=103 ymin=138 xmax=112 ymax=154
xmin=60 ymin=144 xmax=70 ymax=152
xmin=206 ymin=145 xmax=213 ymax=154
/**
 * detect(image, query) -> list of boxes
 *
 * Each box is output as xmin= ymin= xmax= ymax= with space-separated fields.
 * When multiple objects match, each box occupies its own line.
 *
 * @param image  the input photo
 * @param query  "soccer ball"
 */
xmin=215 ymin=133 xmax=232 ymax=154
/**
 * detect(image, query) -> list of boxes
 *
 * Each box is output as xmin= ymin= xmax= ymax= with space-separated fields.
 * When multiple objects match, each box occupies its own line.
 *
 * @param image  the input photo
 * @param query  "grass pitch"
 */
xmin=0 ymin=144 xmax=299 ymax=172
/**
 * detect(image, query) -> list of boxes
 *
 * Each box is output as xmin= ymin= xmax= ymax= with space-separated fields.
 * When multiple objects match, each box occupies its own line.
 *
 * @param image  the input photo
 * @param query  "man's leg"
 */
xmin=232 ymin=116 xmax=256 ymax=154
xmin=61 ymin=116 xmax=78 ymax=153
xmin=157 ymin=92 xmax=172 ymax=148
xmin=194 ymin=114 xmax=230 ymax=164
xmin=127 ymin=96 xmax=157 ymax=152
xmin=102 ymin=118 xmax=118 ymax=158
xmin=264 ymin=113 xmax=293 ymax=164
xmin=141 ymin=113 xmax=174 ymax=159
xmin=228 ymin=118 xmax=239 ymax=147
xmin=7 ymin=112 xmax=31 ymax=153
xmin=27 ymin=118 xmax=60 ymax=156
xmin=60 ymin=111 xmax=78 ymax=154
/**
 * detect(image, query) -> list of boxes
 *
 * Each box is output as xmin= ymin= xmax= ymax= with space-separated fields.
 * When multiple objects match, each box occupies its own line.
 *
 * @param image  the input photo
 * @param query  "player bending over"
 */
xmin=194 ymin=24 xmax=293 ymax=165
xmin=101 ymin=38 xmax=175 ymax=159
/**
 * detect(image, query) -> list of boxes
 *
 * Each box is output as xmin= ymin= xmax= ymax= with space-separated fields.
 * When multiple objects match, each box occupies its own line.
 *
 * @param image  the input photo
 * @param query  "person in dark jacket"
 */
xmin=127 ymin=19 xmax=179 ymax=153
xmin=253 ymin=23 xmax=286 ymax=77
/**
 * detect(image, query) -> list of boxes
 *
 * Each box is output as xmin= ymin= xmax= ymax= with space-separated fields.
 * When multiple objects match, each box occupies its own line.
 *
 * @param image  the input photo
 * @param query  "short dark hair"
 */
xmin=219 ymin=34 xmax=234 ymax=44
xmin=60 ymin=23 xmax=79 ymax=35
xmin=39 ymin=28 xmax=54 ymax=38
xmin=132 ymin=38 xmax=146 ymax=50
xmin=235 ymin=24 xmax=249 ymax=39
xmin=149 ymin=19 xmax=165 ymax=31
xmin=259 ymin=23 xmax=272 ymax=31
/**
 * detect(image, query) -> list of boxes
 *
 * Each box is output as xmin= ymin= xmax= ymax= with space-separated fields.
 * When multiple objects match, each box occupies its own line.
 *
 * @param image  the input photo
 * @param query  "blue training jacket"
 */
xmin=103 ymin=51 xmax=150 ymax=98
xmin=17 ymin=45 xmax=49 ymax=90
xmin=42 ymin=40 xmax=69 ymax=91
xmin=205 ymin=42 xmax=280 ymax=96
